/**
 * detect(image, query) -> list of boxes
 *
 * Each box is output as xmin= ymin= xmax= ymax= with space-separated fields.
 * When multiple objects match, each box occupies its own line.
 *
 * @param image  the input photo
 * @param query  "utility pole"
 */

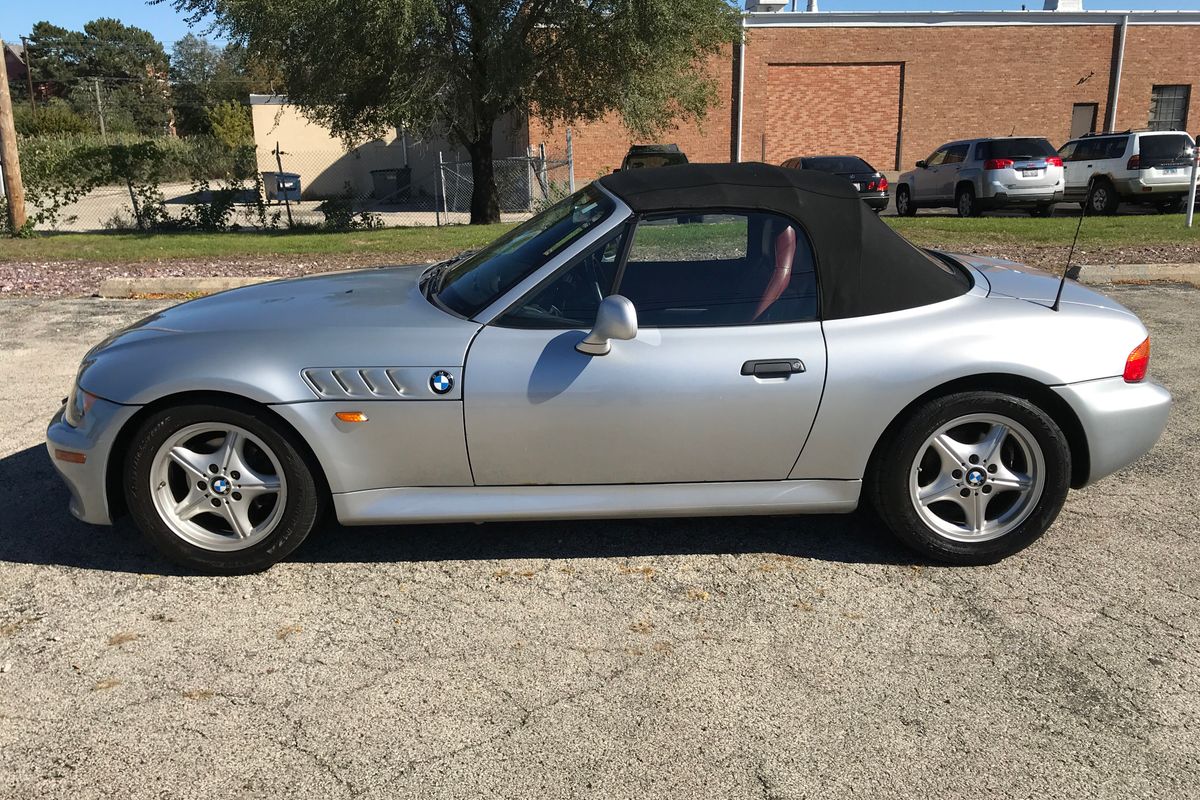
xmin=93 ymin=79 xmax=107 ymax=142
xmin=19 ymin=36 xmax=35 ymax=119
xmin=0 ymin=39 xmax=28 ymax=234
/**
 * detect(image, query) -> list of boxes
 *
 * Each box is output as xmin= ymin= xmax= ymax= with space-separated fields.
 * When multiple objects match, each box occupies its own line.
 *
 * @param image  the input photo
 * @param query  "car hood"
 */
xmin=80 ymin=265 xmax=484 ymax=405
xmin=950 ymin=252 xmax=1136 ymax=316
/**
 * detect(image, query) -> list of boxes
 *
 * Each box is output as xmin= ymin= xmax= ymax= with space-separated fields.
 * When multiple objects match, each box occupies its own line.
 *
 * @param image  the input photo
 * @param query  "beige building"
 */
xmin=249 ymin=95 xmax=533 ymax=202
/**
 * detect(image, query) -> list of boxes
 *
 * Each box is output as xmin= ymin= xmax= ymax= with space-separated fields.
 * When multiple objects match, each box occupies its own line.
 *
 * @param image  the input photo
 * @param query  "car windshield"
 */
xmin=979 ymin=138 xmax=1056 ymax=160
xmin=433 ymin=187 xmax=615 ymax=318
xmin=801 ymin=156 xmax=874 ymax=173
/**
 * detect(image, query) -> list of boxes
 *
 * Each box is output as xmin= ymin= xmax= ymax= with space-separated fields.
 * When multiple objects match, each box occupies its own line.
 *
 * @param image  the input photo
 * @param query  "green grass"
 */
xmin=1 ymin=214 xmax=1196 ymax=264
xmin=889 ymin=214 xmax=1200 ymax=249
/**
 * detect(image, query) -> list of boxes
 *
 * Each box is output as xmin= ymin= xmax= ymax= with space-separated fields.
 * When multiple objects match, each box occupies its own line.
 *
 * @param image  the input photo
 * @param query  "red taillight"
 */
xmin=1046 ymin=156 xmax=1063 ymax=167
xmin=1127 ymin=154 xmax=1142 ymax=170
xmin=1123 ymin=337 xmax=1150 ymax=382
xmin=877 ymin=175 xmax=888 ymax=191
xmin=984 ymin=158 xmax=1014 ymax=170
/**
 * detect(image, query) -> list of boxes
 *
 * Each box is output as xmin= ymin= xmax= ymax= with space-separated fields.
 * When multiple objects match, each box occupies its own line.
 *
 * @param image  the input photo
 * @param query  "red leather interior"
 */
xmin=752 ymin=226 xmax=797 ymax=321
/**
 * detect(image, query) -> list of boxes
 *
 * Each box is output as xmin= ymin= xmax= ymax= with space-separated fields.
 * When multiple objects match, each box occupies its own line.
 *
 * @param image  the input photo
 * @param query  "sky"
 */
xmin=3 ymin=0 xmax=1200 ymax=49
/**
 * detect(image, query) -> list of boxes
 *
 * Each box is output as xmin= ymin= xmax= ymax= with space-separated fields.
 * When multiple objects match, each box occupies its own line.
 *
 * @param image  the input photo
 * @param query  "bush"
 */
xmin=13 ymin=102 xmax=93 ymax=137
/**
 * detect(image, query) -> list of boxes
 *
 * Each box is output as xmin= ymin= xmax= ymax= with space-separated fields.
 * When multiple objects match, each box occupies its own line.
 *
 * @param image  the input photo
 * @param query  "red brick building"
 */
xmin=531 ymin=7 xmax=1200 ymax=179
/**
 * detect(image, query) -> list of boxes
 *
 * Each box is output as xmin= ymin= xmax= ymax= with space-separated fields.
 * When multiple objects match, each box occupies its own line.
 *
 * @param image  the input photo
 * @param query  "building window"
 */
xmin=1148 ymin=85 xmax=1190 ymax=131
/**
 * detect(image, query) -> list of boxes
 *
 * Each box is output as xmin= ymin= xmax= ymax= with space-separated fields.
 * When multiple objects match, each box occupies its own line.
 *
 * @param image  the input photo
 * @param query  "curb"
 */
xmin=1076 ymin=263 xmax=1200 ymax=287
xmin=98 ymin=276 xmax=278 ymax=298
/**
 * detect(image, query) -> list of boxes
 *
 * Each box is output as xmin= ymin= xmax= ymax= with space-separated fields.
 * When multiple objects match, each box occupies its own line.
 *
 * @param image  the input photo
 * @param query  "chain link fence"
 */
xmin=7 ymin=135 xmax=575 ymax=233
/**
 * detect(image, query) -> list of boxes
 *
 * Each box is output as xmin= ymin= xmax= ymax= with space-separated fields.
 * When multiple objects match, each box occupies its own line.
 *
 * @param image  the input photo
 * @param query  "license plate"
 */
xmin=1162 ymin=168 xmax=1180 ymax=175
xmin=852 ymin=183 xmax=862 ymax=191
xmin=1021 ymin=169 xmax=1039 ymax=177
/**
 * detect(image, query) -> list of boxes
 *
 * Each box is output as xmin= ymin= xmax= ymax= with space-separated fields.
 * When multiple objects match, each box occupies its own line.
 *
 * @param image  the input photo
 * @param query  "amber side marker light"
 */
xmin=335 ymin=411 xmax=369 ymax=423
xmin=1124 ymin=337 xmax=1151 ymax=383
xmin=55 ymin=450 xmax=87 ymax=464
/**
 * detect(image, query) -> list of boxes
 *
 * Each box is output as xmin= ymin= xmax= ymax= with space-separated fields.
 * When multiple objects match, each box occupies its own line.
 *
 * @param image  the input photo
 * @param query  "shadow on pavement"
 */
xmin=7 ymin=444 xmax=920 ymax=575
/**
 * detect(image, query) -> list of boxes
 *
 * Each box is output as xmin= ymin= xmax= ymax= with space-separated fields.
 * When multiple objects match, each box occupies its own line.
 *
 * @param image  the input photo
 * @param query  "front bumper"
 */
xmin=45 ymin=397 xmax=141 ymax=525
xmin=1053 ymin=377 xmax=1171 ymax=486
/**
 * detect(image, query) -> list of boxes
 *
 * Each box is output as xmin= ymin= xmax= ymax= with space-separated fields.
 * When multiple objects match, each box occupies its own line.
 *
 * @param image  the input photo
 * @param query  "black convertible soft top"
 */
xmin=598 ymin=162 xmax=968 ymax=320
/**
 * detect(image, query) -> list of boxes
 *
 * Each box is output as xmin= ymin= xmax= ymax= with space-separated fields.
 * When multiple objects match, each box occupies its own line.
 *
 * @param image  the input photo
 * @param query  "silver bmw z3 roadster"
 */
xmin=47 ymin=163 xmax=1170 ymax=572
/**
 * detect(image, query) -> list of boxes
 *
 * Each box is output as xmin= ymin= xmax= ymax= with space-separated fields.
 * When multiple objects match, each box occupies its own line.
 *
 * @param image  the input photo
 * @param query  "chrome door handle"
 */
xmin=741 ymin=359 xmax=805 ymax=378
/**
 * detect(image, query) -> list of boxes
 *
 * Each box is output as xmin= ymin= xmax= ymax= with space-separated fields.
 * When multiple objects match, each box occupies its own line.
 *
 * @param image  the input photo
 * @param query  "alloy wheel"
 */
xmin=150 ymin=423 xmax=287 ymax=551
xmin=908 ymin=413 xmax=1045 ymax=543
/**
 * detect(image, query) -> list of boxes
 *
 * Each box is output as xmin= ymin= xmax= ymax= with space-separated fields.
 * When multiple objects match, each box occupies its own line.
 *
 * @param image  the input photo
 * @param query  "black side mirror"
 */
xmin=916 ymin=160 xmax=927 ymax=169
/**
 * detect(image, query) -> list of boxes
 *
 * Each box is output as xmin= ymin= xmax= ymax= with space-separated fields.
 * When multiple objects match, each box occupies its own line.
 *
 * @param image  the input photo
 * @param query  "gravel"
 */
xmin=0 ymin=285 xmax=1197 ymax=798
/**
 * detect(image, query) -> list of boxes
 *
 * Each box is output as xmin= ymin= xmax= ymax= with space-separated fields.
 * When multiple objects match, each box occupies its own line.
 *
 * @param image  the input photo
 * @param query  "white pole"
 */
xmin=1186 ymin=148 xmax=1198 ymax=228
xmin=734 ymin=16 xmax=746 ymax=162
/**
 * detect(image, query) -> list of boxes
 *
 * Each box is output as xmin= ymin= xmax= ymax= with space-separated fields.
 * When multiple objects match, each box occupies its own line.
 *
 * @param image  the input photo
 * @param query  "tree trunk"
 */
xmin=466 ymin=123 xmax=500 ymax=225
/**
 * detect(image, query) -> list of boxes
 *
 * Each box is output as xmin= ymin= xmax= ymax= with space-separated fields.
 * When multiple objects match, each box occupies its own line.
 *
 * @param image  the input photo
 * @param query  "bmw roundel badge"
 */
xmin=430 ymin=370 xmax=454 ymax=394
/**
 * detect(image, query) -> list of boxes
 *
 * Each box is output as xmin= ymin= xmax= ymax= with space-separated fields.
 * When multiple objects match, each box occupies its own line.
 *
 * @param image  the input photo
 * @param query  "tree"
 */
xmin=207 ymin=99 xmax=253 ymax=148
xmin=169 ymin=35 xmax=279 ymax=136
xmin=23 ymin=19 xmax=171 ymax=136
xmin=160 ymin=0 xmax=743 ymax=224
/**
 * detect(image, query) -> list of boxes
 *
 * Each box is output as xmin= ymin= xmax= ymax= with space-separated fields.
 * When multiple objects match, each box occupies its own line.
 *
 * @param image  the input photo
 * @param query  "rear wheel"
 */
xmin=1087 ymin=180 xmax=1119 ymax=215
xmin=896 ymin=186 xmax=916 ymax=217
xmin=956 ymin=186 xmax=978 ymax=218
xmin=125 ymin=402 xmax=324 ymax=573
xmin=1030 ymin=203 xmax=1054 ymax=218
xmin=1156 ymin=196 xmax=1186 ymax=214
xmin=869 ymin=392 xmax=1071 ymax=565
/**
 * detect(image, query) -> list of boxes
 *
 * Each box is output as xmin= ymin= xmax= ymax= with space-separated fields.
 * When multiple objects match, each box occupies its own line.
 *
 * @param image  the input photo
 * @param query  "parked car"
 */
xmin=47 ymin=164 xmax=1169 ymax=572
xmin=617 ymin=144 xmax=688 ymax=172
xmin=896 ymin=137 xmax=1064 ymax=217
xmin=780 ymin=155 xmax=889 ymax=212
xmin=1057 ymin=130 xmax=1198 ymax=214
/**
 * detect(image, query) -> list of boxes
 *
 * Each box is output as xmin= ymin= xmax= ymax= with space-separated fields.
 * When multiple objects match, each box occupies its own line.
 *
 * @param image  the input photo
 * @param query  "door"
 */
xmin=1070 ymin=103 xmax=1098 ymax=139
xmin=463 ymin=211 xmax=828 ymax=486
xmin=911 ymin=147 xmax=948 ymax=202
xmin=936 ymin=143 xmax=970 ymax=199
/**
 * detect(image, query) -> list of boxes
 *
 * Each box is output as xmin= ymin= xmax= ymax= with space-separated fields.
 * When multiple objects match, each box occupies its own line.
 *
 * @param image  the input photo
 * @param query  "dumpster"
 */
xmin=370 ymin=167 xmax=412 ymax=204
xmin=262 ymin=171 xmax=301 ymax=203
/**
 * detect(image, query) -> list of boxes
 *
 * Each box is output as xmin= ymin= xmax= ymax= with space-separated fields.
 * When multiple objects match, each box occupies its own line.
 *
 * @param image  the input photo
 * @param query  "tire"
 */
xmin=896 ymin=185 xmax=916 ymax=217
xmin=868 ymin=391 xmax=1071 ymax=565
xmin=1087 ymin=180 xmax=1119 ymax=215
xmin=1029 ymin=203 xmax=1054 ymax=218
xmin=1156 ymin=196 xmax=1186 ymax=214
xmin=956 ymin=185 xmax=978 ymax=218
xmin=125 ymin=402 xmax=324 ymax=573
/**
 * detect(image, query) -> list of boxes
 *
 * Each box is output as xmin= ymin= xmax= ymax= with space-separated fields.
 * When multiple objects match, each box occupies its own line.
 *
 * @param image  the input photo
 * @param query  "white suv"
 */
xmin=896 ymin=137 xmax=1065 ymax=217
xmin=1058 ymin=130 xmax=1198 ymax=214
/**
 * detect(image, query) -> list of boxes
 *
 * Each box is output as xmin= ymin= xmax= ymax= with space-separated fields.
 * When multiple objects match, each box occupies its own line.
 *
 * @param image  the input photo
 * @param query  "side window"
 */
xmin=943 ymin=144 xmax=969 ymax=164
xmin=1058 ymin=141 xmax=1079 ymax=162
xmin=498 ymin=226 xmax=626 ymax=328
xmin=925 ymin=149 xmax=947 ymax=167
xmin=615 ymin=212 xmax=818 ymax=328
xmin=1106 ymin=136 xmax=1131 ymax=159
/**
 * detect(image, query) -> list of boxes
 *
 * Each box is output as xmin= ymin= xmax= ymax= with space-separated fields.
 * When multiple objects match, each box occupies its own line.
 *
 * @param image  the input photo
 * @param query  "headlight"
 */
xmin=63 ymin=385 xmax=98 ymax=428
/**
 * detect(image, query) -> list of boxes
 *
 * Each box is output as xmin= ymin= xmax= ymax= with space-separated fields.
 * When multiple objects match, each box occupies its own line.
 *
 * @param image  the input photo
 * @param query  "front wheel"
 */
xmin=1156 ymin=196 xmax=1185 ymax=214
xmin=125 ymin=402 xmax=324 ymax=573
xmin=868 ymin=392 xmax=1071 ymax=565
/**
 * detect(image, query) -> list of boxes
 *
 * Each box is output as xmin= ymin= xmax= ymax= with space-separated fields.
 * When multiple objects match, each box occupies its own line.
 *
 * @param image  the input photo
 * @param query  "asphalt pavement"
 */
xmin=1 ymin=287 xmax=1198 ymax=799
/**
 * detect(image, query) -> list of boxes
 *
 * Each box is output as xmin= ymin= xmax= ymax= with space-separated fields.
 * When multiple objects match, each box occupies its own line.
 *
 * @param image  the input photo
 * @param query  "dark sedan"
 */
xmin=781 ymin=155 xmax=889 ymax=212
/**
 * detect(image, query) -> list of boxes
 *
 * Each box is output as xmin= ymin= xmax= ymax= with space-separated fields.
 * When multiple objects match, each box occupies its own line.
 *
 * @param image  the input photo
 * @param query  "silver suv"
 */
xmin=1057 ymin=130 xmax=1197 ymax=214
xmin=896 ymin=137 xmax=1065 ymax=217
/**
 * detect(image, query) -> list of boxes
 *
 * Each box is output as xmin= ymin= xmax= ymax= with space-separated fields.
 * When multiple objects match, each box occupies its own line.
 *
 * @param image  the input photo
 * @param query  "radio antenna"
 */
xmin=1052 ymin=177 xmax=1093 ymax=312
